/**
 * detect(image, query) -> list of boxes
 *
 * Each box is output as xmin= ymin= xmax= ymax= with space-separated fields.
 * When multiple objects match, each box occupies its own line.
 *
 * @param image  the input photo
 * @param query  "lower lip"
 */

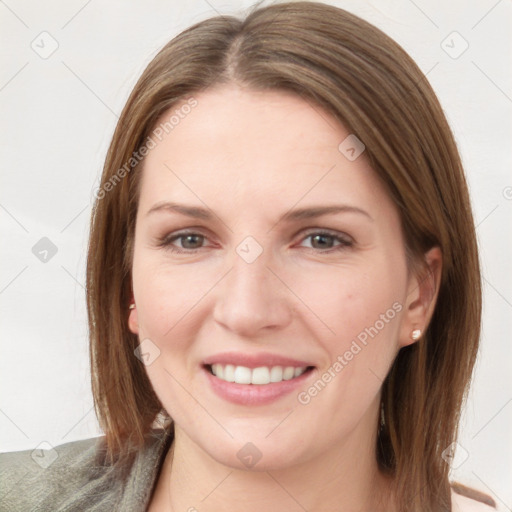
xmin=202 ymin=366 xmax=315 ymax=405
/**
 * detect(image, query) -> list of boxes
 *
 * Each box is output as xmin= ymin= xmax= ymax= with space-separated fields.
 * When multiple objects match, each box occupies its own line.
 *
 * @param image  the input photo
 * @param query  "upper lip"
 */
xmin=202 ymin=351 xmax=315 ymax=369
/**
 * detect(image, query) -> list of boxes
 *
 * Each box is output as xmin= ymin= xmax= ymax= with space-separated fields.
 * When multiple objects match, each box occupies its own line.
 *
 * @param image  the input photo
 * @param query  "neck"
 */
xmin=152 ymin=418 xmax=395 ymax=512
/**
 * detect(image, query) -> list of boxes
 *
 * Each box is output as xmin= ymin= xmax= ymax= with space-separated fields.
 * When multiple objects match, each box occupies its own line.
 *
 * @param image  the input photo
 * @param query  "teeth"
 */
xmin=283 ymin=367 xmax=295 ymax=380
xmin=215 ymin=364 xmax=224 ymax=380
xmin=294 ymin=367 xmax=306 ymax=378
xmin=269 ymin=366 xmax=283 ymax=382
xmin=210 ymin=364 xmax=309 ymax=385
xmin=251 ymin=367 xmax=270 ymax=385
xmin=234 ymin=366 xmax=252 ymax=384
xmin=224 ymin=364 xmax=235 ymax=382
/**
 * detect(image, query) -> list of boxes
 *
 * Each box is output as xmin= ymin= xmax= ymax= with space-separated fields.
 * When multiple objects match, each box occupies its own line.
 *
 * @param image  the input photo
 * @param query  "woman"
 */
xmin=0 ymin=2 xmax=497 ymax=511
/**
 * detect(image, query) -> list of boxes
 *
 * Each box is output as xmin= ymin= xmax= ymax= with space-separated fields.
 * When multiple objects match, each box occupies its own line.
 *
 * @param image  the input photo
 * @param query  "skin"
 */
xmin=128 ymin=84 xmax=442 ymax=512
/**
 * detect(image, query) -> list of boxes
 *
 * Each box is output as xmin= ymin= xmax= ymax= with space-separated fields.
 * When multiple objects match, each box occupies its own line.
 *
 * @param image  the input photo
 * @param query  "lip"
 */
xmin=201 ymin=354 xmax=316 ymax=406
xmin=202 ymin=351 xmax=314 ymax=369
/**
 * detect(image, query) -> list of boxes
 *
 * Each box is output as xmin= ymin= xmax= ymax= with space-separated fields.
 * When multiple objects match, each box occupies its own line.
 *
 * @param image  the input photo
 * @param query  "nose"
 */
xmin=212 ymin=247 xmax=293 ymax=338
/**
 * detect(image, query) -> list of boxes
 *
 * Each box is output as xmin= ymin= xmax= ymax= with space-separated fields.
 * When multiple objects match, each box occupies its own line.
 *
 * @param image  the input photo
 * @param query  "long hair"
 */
xmin=86 ymin=2 xmax=483 ymax=510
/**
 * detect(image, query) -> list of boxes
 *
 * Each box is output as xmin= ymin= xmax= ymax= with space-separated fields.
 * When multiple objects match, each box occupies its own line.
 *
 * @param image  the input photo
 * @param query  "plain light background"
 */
xmin=1 ymin=0 xmax=511 ymax=509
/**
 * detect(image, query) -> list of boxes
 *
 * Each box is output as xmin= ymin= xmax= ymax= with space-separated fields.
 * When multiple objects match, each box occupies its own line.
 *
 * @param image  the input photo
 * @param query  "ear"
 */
xmin=398 ymin=246 xmax=442 ymax=348
xmin=128 ymin=303 xmax=139 ymax=335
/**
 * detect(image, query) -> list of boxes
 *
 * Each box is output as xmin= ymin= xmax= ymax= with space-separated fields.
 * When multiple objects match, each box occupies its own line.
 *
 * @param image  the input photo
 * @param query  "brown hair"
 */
xmin=87 ymin=2 xmax=487 ymax=510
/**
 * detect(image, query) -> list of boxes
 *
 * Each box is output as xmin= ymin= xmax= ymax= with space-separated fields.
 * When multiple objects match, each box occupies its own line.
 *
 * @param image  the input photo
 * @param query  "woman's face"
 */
xmin=129 ymin=85 xmax=423 ymax=470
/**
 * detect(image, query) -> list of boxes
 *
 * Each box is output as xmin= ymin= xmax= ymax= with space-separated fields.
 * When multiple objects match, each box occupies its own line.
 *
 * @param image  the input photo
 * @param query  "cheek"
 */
xmin=132 ymin=253 xmax=210 ymax=339
xmin=295 ymin=261 xmax=403 ymax=338
xmin=130 ymin=256 xmax=210 ymax=419
xmin=288 ymin=265 xmax=404 ymax=428
xmin=288 ymin=257 xmax=405 ymax=382
xmin=130 ymin=253 xmax=221 ymax=402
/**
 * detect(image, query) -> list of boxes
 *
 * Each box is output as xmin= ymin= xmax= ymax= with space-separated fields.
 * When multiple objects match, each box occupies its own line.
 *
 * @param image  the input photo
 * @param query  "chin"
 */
xmin=199 ymin=432 xmax=312 ymax=472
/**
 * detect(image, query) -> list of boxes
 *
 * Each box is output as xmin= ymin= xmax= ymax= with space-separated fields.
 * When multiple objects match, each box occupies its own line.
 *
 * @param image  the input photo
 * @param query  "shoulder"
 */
xmin=451 ymin=482 xmax=497 ymax=511
xmin=0 ymin=435 xmax=115 ymax=511
xmin=0 ymin=429 xmax=172 ymax=512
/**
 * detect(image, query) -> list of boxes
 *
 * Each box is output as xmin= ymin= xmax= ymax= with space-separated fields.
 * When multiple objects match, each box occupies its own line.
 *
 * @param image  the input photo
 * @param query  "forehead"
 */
xmin=138 ymin=85 xmax=394 ymax=221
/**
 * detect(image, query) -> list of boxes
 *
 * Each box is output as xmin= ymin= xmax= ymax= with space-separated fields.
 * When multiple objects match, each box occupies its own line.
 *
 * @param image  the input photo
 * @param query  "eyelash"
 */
xmin=157 ymin=229 xmax=353 ymax=255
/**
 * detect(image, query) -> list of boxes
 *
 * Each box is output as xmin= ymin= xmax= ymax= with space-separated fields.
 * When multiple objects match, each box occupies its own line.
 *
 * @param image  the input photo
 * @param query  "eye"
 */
xmin=298 ymin=230 xmax=353 ymax=252
xmin=157 ymin=229 xmax=353 ymax=255
xmin=158 ymin=231 xmax=208 ymax=254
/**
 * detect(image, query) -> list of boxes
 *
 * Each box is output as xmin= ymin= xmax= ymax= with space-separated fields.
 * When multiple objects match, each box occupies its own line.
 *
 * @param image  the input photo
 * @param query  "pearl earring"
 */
xmin=411 ymin=329 xmax=422 ymax=341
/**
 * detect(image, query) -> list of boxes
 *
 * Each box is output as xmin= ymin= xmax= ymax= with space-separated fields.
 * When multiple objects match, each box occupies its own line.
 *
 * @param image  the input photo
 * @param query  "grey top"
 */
xmin=0 ymin=428 xmax=173 ymax=511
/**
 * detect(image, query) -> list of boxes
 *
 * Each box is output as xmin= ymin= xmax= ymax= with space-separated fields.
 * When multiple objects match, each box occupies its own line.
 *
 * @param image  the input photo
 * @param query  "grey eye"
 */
xmin=178 ymin=234 xmax=204 ymax=249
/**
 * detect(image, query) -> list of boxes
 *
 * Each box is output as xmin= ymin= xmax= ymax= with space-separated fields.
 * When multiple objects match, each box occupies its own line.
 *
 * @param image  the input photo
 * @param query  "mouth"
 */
xmin=204 ymin=363 xmax=315 ymax=385
xmin=201 ymin=358 xmax=317 ymax=406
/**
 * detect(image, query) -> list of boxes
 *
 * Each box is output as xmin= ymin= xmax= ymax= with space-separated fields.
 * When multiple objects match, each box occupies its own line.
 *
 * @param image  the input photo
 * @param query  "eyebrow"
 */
xmin=146 ymin=201 xmax=373 ymax=222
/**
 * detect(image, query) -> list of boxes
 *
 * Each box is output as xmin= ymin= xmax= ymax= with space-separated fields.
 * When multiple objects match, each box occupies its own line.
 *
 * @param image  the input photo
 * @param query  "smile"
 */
xmin=207 ymin=364 xmax=312 ymax=385
xmin=201 ymin=352 xmax=316 ymax=405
